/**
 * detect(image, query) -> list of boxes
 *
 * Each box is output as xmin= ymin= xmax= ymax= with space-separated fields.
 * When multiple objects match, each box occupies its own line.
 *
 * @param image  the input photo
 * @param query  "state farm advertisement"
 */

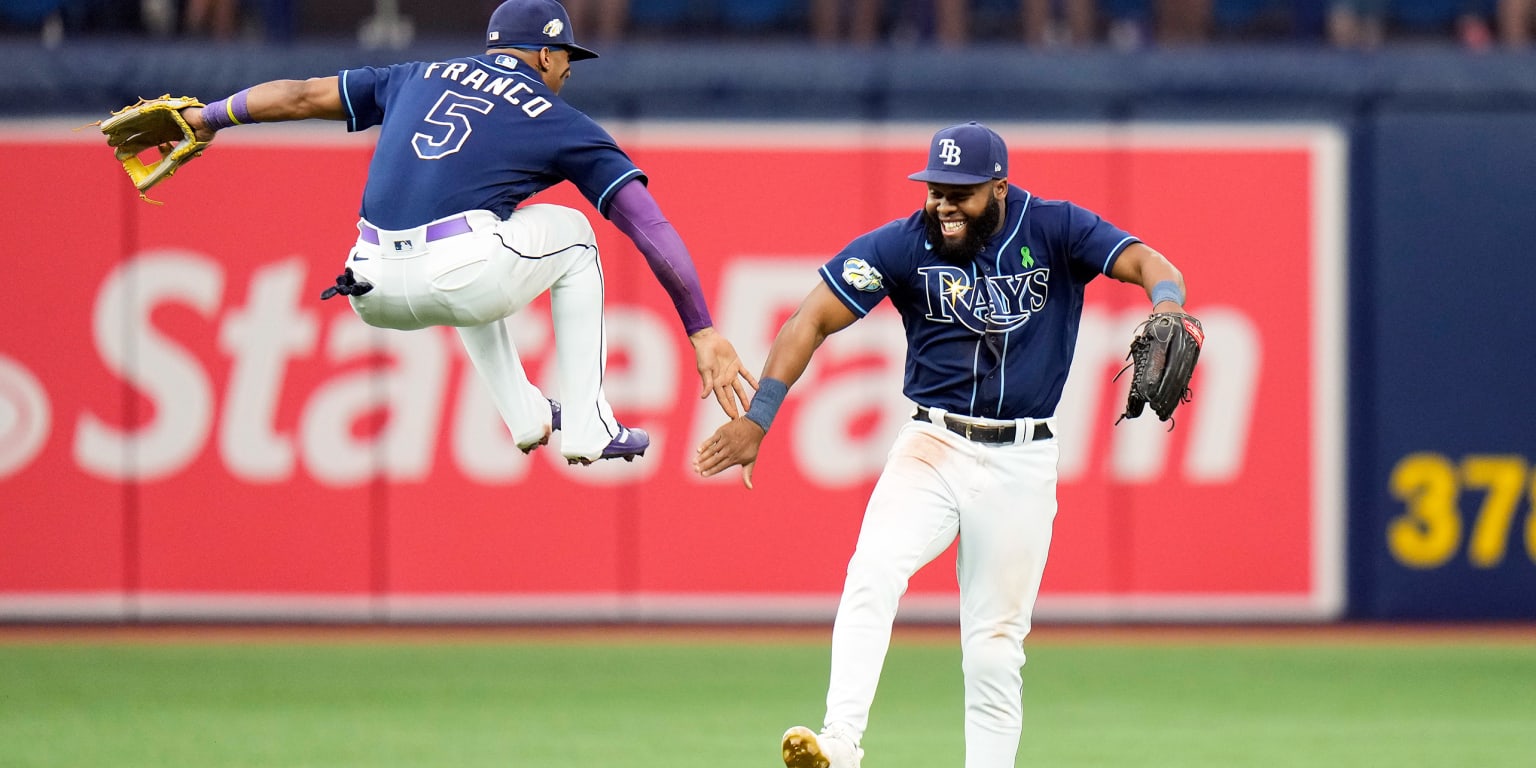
xmin=0 ymin=122 xmax=1345 ymax=621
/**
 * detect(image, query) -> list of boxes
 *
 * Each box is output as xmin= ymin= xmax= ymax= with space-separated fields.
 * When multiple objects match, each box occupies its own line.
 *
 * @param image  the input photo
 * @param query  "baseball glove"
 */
xmin=97 ymin=95 xmax=209 ymax=202
xmin=1115 ymin=311 xmax=1204 ymax=426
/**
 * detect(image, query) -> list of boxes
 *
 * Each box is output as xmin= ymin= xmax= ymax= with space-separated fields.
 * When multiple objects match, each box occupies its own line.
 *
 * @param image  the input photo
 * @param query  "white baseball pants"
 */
xmin=344 ymin=205 xmax=622 ymax=460
xmin=823 ymin=419 xmax=1060 ymax=768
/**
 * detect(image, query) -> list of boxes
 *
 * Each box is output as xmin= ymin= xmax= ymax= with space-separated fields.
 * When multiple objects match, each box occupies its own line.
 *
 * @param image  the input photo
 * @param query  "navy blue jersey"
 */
xmin=818 ymin=185 xmax=1138 ymax=420
xmin=338 ymin=53 xmax=644 ymax=229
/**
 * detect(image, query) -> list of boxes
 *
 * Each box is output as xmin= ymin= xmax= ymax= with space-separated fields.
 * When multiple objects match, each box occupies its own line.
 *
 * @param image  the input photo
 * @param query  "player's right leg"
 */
xmin=809 ymin=421 xmax=965 ymax=760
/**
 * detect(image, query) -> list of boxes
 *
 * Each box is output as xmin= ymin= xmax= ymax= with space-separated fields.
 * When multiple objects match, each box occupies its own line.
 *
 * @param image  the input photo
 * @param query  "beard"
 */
xmin=924 ymin=196 xmax=1003 ymax=266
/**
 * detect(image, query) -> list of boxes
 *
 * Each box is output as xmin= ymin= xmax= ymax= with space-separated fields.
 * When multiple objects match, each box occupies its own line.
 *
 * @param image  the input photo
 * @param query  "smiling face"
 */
xmin=921 ymin=179 xmax=1008 ymax=264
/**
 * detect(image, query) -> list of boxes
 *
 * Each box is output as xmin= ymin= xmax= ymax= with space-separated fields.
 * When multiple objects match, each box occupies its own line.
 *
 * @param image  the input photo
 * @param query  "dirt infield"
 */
xmin=0 ymin=622 xmax=1530 ymax=646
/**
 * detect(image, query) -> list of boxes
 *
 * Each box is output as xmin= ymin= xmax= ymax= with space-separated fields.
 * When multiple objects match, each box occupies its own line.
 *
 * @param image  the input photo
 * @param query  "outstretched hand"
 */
xmin=693 ymin=416 xmax=766 ymax=489
xmin=689 ymin=327 xmax=759 ymax=419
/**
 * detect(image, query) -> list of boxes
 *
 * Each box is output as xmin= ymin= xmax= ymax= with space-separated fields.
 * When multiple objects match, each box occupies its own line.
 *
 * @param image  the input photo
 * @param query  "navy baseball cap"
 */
xmin=908 ymin=122 xmax=1009 ymax=184
xmin=486 ymin=0 xmax=599 ymax=60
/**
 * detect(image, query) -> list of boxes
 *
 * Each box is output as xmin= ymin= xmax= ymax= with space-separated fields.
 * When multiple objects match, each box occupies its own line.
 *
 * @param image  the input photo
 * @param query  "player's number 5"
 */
xmin=413 ymin=92 xmax=496 ymax=160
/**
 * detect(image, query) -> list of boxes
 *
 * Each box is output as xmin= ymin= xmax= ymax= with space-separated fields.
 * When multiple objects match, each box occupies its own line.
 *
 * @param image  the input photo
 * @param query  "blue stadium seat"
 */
xmin=626 ymin=0 xmax=701 ymax=29
xmin=1214 ymin=0 xmax=1269 ymax=28
xmin=1392 ymin=0 xmax=1456 ymax=27
xmin=0 ymin=0 xmax=64 ymax=26
xmin=1390 ymin=0 xmax=1491 ymax=29
xmin=1100 ymin=0 xmax=1153 ymax=23
xmin=720 ymin=0 xmax=804 ymax=29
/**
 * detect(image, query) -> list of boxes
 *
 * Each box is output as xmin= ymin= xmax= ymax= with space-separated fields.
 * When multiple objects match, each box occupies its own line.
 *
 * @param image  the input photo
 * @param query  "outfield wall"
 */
xmin=0 ymin=121 xmax=1349 ymax=622
xmin=2 ymin=43 xmax=1535 ymax=621
xmin=1349 ymin=110 xmax=1536 ymax=620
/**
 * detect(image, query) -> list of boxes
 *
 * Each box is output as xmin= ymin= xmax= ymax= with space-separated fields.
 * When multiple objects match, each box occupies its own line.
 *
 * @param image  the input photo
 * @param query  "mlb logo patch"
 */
xmin=393 ymin=239 xmax=414 ymax=251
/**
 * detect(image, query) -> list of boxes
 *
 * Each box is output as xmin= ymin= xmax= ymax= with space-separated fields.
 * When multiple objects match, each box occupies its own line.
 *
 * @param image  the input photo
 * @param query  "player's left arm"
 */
xmin=1109 ymin=241 xmax=1188 ymax=313
xmin=180 ymin=77 xmax=347 ymax=142
xmin=1107 ymin=241 xmax=1204 ymax=423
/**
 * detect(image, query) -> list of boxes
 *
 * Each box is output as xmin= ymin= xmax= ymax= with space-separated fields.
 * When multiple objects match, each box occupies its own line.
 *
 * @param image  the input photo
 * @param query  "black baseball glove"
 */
xmin=1115 ymin=311 xmax=1204 ymax=426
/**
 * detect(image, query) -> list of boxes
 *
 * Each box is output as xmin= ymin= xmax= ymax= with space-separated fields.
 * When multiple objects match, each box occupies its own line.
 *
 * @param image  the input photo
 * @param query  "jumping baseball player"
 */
xmin=144 ymin=0 xmax=755 ymax=464
xmin=694 ymin=122 xmax=1199 ymax=768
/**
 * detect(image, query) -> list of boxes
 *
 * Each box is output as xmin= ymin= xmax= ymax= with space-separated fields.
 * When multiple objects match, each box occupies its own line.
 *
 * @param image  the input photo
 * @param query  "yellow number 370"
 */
xmin=1389 ymin=453 xmax=1536 ymax=569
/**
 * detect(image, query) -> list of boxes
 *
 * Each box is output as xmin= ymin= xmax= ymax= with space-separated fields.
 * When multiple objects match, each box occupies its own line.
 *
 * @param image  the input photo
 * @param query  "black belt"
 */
xmin=914 ymin=407 xmax=1053 ymax=443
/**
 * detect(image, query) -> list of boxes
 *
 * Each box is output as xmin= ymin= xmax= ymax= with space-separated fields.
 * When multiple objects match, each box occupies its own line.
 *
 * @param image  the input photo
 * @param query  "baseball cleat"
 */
xmin=782 ymin=726 xmax=863 ymax=768
xmin=565 ymin=425 xmax=649 ymax=465
xmin=517 ymin=400 xmax=563 ymax=455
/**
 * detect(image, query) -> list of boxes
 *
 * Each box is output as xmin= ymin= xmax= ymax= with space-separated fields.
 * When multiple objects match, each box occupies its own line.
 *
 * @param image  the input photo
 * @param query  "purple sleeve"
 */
xmin=607 ymin=180 xmax=713 ymax=335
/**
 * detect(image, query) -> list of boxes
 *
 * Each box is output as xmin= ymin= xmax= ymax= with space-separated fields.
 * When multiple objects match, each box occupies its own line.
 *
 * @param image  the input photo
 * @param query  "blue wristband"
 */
xmin=744 ymin=377 xmax=789 ymax=433
xmin=1151 ymin=280 xmax=1184 ymax=307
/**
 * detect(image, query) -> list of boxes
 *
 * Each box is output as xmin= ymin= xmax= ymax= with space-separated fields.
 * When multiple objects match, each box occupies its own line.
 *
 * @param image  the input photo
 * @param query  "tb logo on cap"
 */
xmin=937 ymin=139 xmax=962 ymax=166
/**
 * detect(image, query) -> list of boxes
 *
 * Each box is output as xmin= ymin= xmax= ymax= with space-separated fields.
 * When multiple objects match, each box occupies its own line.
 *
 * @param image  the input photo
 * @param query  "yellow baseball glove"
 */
xmin=97 ymin=95 xmax=209 ymax=202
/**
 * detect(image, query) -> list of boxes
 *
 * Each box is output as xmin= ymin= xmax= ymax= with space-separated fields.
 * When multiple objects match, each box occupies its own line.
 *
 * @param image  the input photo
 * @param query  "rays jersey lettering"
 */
xmin=816 ymin=185 xmax=1140 ymax=418
xmin=418 ymin=59 xmax=553 ymax=121
xmin=919 ymin=265 xmax=1049 ymax=333
xmin=338 ymin=54 xmax=644 ymax=230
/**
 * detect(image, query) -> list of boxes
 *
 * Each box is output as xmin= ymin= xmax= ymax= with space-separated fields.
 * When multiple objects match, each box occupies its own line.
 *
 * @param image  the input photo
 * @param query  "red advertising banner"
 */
xmin=0 ymin=122 xmax=1344 ymax=621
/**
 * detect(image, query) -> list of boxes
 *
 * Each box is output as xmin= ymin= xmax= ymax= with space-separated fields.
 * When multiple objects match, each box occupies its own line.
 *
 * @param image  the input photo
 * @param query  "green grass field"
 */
xmin=1 ymin=627 xmax=1532 ymax=768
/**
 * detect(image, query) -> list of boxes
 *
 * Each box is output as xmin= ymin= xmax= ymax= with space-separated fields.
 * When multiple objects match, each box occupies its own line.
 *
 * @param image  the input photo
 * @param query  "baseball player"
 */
xmin=169 ymin=0 xmax=755 ymax=463
xmin=694 ymin=122 xmax=1198 ymax=768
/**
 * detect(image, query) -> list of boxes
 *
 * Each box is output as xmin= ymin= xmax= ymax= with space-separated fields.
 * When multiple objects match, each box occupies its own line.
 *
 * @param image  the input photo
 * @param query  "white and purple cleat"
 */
xmin=567 ymin=425 xmax=649 ymax=466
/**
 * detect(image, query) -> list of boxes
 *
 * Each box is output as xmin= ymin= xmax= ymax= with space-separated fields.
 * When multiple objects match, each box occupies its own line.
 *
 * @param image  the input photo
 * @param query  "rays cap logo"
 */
xmin=908 ymin=121 xmax=1009 ymax=185
xmin=486 ymin=0 xmax=599 ymax=60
